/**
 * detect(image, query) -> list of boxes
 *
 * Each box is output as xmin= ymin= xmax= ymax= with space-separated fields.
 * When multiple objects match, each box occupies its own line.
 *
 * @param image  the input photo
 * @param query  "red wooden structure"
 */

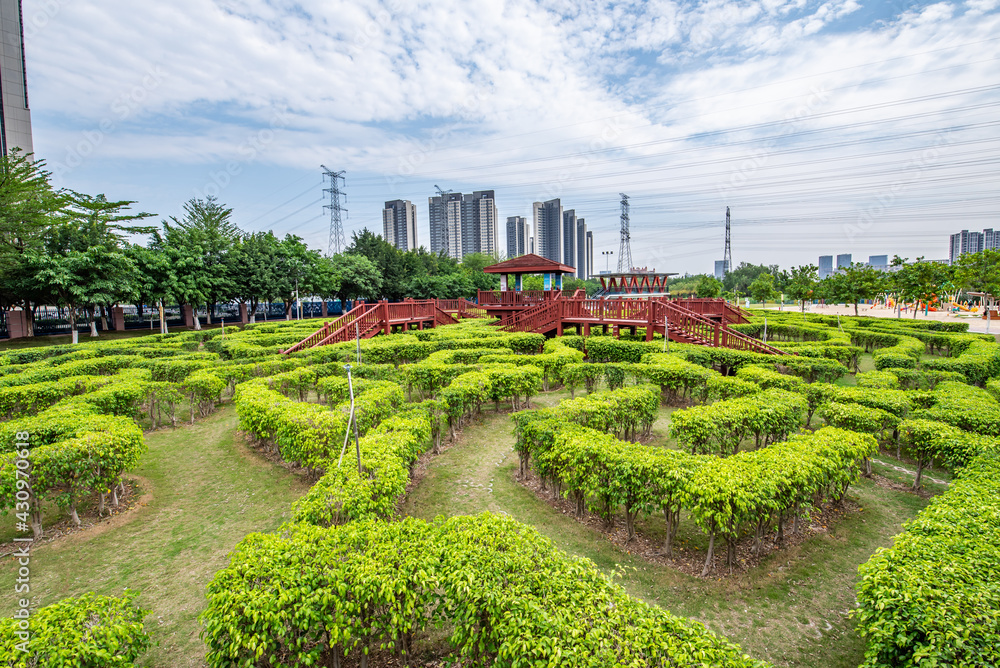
xmin=597 ymin=272 xmax=676 ymax=295
xmin=281 ymin=290 xmax=780 ymax=357
xmin=281 ymin=300 xmax=462 ymax=355
xmin=493 ymin=296 xmax=783 ymax=354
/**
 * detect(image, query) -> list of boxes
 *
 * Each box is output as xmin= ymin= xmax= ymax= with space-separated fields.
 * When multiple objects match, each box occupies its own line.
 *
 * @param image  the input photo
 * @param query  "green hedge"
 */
xmin=0 ymin=591 xmax=150 ymax=667
xmin=202 ymin=513 xmax=765 ymax=668
xmin=855 ymin=453 xmax=1000 ymax=667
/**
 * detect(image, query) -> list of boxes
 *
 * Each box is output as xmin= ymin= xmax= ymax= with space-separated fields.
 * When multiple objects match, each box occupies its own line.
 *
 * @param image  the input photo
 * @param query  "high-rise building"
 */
xmin=428 ymin=190 xmax=497 ymax=261
xmin=428 ymin=192 xmax=463 ymax=259
xmin=586 ymin=230 xmax=593 ymax=280
xmin=949 ymin=229 xmax=986 ymax=264
xmin=506 ymin=216 xmax=529 ymax=258
xmin=868 ymin=255 xmax=889 ymax=271
xmin=575 ymin=217 xmax=589 ymax=279
xmin=836 ymin=254 xmax=852 ymax=270
xmin=985 ymin=229 xmax=998 ymax=251
xmin=0 ymin=0 xmax=33 ymax=156
xmin=533 ymin=198 xmax=563 ymax=263
xmin=462 ymin=190 xmax=498 ymax=258
xmin=714 ymin=260 xmax=729 ymax=281
xmin=382 ymin=200 xmax=417 ymax=251
xmin=818 ymin=256 xmax=833 ymax=279
xmin=562 ymin=209 xmax=578 ymax=272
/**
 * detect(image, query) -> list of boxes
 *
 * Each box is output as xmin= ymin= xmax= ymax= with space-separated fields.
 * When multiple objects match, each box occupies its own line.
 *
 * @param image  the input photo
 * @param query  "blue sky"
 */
xmin=21 ymin=0 xmax=1000 ymax=273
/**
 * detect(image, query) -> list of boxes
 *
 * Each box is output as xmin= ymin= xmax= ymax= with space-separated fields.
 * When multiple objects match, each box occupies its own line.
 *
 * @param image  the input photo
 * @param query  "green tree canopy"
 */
xmin=785 ymin=264 xmax=819 ymax=312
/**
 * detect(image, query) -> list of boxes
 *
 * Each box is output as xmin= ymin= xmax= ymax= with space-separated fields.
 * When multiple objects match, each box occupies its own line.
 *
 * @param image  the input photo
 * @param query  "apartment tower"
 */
xmin=0 ymin=0 xmax=33 ymax=155
xmin=382 ymin=200 xmax=418 ymax=251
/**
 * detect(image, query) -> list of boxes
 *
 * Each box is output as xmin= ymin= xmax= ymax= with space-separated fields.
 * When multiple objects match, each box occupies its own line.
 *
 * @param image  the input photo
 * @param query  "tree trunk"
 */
xmin=206 ymin=303 xmax=213 ymax=325
xmin=88 ymin=307 xmax=99 ymax=337
xmin=193 ymin=309 xmax=202 ymax=330
xmin=854 ymin=302 xmax=859 ymax=316
xmin=100 ymin=304 xmax=109 ymax=331
xmin=662 ymin=506 xmax=674 ymax=557
xmin=70 ymin=307 xmax=79 ymax=345
xmin=98 ymin=493 xmax=106 ymax=517
xmin=913 ymin=460 xmax=925 ymax=490
xmin=701 ymin=530 xmax=715 ymax=577
xmin=159 ymin=300 xmax=168 ymax=334
xmin=30 ymin=496 xmax=43 ymax=539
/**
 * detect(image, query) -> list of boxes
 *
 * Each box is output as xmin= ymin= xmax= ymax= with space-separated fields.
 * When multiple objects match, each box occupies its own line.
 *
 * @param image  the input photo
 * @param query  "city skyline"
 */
xmin=12 ymin=1 xmax=1000 ymax=274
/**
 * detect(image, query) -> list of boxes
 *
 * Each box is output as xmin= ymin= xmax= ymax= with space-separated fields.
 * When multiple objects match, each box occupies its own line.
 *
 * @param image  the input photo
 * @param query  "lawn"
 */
xmin=0 ymin=406 xmax=311 ymax=667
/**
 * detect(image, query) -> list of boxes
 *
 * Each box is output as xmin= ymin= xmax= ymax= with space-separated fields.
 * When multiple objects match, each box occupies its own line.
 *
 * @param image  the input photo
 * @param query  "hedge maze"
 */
xmin=0 ymin=309 xmax=998 ymax=666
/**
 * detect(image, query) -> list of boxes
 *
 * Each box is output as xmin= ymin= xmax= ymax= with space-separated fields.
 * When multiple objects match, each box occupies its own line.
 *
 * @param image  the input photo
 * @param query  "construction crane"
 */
xmin=434 ymin=185 xmax=453 ymax=197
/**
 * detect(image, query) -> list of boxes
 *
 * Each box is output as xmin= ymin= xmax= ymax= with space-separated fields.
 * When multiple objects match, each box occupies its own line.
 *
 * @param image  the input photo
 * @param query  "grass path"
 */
xmin=402 ymin=402 xmax=930 ymax=668
xmin=0 ymin=405 xmax=311 ymax=667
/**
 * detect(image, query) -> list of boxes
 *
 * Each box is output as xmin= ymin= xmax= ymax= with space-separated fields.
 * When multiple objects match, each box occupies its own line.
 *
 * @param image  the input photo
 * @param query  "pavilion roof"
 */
xmin=484 ymin=253 xmax=576 ymax=275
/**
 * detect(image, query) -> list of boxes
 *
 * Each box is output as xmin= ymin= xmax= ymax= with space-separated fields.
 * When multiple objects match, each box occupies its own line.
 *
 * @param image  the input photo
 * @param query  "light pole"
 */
xmin=602 ymin=251 xmax=614 ymax=273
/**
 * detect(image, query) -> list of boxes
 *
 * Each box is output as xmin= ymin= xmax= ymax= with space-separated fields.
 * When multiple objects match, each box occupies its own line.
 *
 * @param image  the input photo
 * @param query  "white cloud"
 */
xmin=22 ymin=0 xmax=1000 ymax=271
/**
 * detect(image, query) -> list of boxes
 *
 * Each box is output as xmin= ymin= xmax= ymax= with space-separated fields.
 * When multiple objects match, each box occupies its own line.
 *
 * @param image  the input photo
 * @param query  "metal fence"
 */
xmin=0 ymin=301 xmax=355 ymax=339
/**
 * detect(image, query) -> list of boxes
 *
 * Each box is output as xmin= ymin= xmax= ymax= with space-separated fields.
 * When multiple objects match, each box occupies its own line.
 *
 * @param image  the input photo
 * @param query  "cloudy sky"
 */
xmin=22 ymin=0 xmax=1000 ymax=274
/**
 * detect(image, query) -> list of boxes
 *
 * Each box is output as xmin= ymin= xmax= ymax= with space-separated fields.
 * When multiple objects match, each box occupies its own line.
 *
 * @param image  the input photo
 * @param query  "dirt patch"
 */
xmin=0 ymin=477 xmax=148 ymax=556
xmin=870 ymin=472 xmax=934 ymax=499
xmin=519 ymin=467 xmax=861 ymax=579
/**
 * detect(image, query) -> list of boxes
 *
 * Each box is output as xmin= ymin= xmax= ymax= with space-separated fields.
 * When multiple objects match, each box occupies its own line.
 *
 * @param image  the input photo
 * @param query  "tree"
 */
xmin=57 ymin=193 xmax=154 ymax=332
xmin=161 ymin=197 xmax=239 ymax=325
xmin=695 ymin=275 xmax=723 ymax=299
xmin=722 ymin=262 xmax=779 ymax=294
xmin=748 ymin=273 xmax=777 ymax=304
xmin=332 ymin=253 xmax=382 ymax=308
xmin=891 ymin=256 xmax=950 ymax=318
xmin=785 ymin=264 xmax=819 ymax=313
xmin=29 ymin=244 xmax=138 ymax=344
xmin=231 ymin=232 xmax=282 ymax=323
xmin=347 ymin=229 xmax=407 ymax=300
xmin=821 ymin=263 xmax=886 ymax=316
xmin=274 ymin=234 xmax=319 ymax=319
xmin=0 ymin=150 xmax=67 ymax=331
xmin=955 ymin=249 xmax=1000 ymax=306
xmin=127 ymin=244 xmax=176 ymax=333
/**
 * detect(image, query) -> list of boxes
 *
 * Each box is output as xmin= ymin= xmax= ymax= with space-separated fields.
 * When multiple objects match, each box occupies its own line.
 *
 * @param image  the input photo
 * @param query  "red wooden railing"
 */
xmin=478 ymin=290 xmax=550 ymax=306
xmin=281 ymin=303 xmax=377 ymax=355
xmin=669 ymin=298 xmax=750 ymax=325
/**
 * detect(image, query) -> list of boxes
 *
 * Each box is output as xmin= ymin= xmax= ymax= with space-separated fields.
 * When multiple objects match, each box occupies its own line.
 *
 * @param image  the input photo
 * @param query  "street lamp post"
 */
xmin=602 ymin=251 xmax=614 ymax=273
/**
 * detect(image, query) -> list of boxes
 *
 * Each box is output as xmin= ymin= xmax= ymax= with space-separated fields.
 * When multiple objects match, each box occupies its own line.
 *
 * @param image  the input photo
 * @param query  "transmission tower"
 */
xmin=322 ymin=166 xmax=347 ymax=255
xmin=617 ymin=193 xmax=633 ymax=273
xmin=723 ymin=206 xmax=732 ymax=275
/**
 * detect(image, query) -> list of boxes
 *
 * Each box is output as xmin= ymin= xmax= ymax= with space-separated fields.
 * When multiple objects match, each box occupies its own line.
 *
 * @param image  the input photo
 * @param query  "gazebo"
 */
xmin=483 ymin=253 xmax=576 ymax=292
xmin=478 ymin=254 xmax=577 ymax=319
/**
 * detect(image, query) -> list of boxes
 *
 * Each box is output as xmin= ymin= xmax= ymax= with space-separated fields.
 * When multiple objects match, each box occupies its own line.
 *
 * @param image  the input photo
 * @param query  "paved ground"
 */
xmin=760 ymin=304 xmax=1000 ymax=336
